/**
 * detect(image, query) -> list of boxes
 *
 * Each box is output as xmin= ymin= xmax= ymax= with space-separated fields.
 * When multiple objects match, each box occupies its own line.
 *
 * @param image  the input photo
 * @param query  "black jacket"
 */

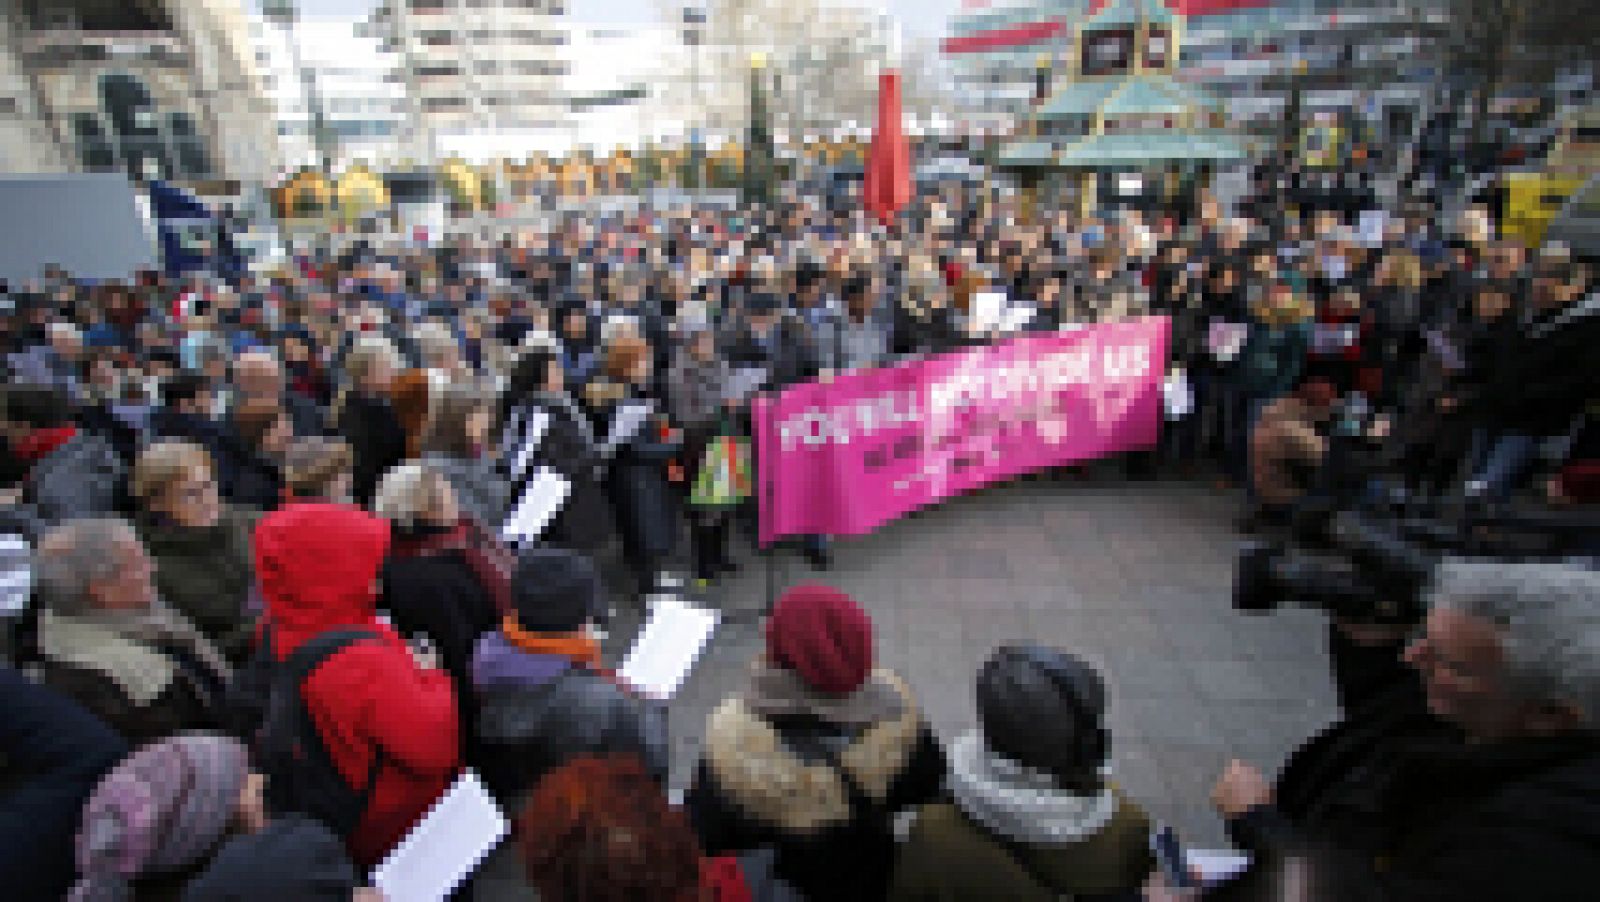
xmin=0 ymin=666 xmax=129 ymax=901
xmin=582 ymin=382 xmax=680 ymax=562
xmin=501 ymin=397 xmax=613 ymax=552
xmin=471 ymin=639 xmax=669 ymax=808
xmin=1481 ymin=294 xmax=1600 ymax=436
xmin=1217 ymin=681 xmax=1600 ymax=901
xmin=339 ymin=390 xmax=408 ymax=506
xmin=223 ymin=445 xmax=283 ymax=512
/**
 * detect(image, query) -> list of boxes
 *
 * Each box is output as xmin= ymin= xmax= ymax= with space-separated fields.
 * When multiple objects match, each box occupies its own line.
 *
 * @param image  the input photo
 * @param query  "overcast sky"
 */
xmin=248 ymin=0 xmax=963 ymax=39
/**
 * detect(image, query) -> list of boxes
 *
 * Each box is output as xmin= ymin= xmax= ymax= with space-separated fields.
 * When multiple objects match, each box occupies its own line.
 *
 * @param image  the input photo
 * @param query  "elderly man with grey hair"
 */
xmin=1177 ymin=560 xmax=1600 ymax=902
xmin=229 ymin=347 xmax=326 ymax=438
xmin=28 ymin=518 xmax=229 ymax=743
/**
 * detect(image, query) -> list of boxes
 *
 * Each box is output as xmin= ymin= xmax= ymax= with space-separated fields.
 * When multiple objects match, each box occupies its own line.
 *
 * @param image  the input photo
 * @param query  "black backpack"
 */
xmin=255 ymin=627 xmax=387 ymax=838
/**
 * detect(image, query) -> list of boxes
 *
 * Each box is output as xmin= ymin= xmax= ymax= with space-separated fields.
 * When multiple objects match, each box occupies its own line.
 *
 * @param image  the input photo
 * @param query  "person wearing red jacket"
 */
xmin=253 ymin=502 xmax=461 ymax=868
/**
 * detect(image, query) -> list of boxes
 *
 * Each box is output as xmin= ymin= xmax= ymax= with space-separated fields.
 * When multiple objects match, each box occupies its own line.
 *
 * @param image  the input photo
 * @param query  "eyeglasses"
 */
xmin=173 ymin=477 xmax=218 ymax=505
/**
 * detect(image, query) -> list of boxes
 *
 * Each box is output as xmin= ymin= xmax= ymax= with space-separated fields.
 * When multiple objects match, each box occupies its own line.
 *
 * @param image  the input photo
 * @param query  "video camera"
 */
xmin=1234 ymin=497 xmax=1599 ymax=626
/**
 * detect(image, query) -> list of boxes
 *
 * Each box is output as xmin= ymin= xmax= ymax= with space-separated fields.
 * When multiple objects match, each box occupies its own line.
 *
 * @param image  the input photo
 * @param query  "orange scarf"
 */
xmin=500 ymin=616 xmax=602 ymax=671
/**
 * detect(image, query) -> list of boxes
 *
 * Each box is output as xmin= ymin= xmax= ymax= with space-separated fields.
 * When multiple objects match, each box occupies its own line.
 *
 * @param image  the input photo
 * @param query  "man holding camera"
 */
xmin=1169 ymin=560 xmax=1600 ymax=900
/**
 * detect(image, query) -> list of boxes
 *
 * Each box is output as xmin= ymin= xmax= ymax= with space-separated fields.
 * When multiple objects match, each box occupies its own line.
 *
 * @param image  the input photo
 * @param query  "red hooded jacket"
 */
xmin=254 ymin=503 xmax=460 ymax=867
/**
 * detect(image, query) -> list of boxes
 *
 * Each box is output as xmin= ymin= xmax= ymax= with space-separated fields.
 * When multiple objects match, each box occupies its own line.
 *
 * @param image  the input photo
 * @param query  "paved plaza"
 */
xmin=478 ymin=473 xmax=1343 ymax=896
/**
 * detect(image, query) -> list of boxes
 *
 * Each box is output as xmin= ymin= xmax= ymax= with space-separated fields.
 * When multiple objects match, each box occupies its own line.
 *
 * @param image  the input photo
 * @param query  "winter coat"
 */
xmin=1218 ymin=683 xmax=1598 ymax=902
xmin=1234 ymin=320 xmax=1311 ymax=399
xmin=686 ymin=670 xmax=947 ymax=902
xmin=425 ymin=454 xmax=511 ymax=532
xmin=24 ymin=430 xmax=123 ymax=525
xmin=837 ymin=315 xmax=893 ymax=372
xmin=500 ymin=395 xmax=614 ymax=551
xmin=379 ymin=523 xmax=505 ymax=761
xmin=33 ymin=609 xmax=227 ymax=744
xmin=583 ymin=381 xmax=680 ymax=561
xmin=256 ymin=504 xmax=460 ymax=868
xmin=223 ymin=445 xmax=284 ymax=512
xmin=1248 ymin=397 xmax=1328 ymax=508
xmin=889 ymin=731 xmax=1152 ymax=902
xmin=1480 ymin=292 xmax=1600 ymax=436
xmin=136 ymin=507 xmax=259 ymax=663
xmin=667 ymin=352 xmax=734 ymax=431
xmin=470 ymin=631 xmax=668 ymax=807
xmin=0 ymin=666 xmax=128 ymax=902
xmin=338 ymin=390 xmax=408 ymax=506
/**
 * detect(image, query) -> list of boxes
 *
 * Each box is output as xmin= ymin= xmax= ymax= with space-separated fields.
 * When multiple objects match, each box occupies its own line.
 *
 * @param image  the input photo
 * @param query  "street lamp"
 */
xmin=263 ymin=0 xmax=335 ymax=179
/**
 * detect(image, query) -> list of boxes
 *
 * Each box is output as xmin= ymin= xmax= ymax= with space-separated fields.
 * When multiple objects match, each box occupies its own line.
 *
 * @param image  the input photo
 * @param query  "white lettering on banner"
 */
xmin=774 ymin=340 xmax=1153 ymax=451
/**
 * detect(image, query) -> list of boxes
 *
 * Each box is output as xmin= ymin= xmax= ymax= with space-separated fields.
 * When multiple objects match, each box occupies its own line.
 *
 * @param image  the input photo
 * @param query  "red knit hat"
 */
xmin=765 ymin=584 xmax=874 ymax=695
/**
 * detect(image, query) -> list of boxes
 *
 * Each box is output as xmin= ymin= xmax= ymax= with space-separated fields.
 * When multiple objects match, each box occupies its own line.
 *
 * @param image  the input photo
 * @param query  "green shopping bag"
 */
xmin=689 ymin=434 xmax=753 ymax=508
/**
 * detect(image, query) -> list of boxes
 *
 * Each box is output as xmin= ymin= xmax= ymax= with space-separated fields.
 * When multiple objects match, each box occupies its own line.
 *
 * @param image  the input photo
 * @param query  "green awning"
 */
xmin=1054 ymin=132 xmax=1253 ymax=168
xmin=1084 ymin=0 xmax=1174 ymax=31
xmin=1101 ymin=79 xmax=1193 ymax=116
xmin=997 ymin=141 xmax=1058 ymax=167
xmin=1036 ymin=79 xmax=1119 ymax=118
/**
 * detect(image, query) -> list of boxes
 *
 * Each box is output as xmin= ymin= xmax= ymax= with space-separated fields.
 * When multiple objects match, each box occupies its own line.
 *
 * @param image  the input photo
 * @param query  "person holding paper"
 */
xmin=470 ymin=548 xmax=667 ymax=807
xmin=496 ymin=346 xmax=613 ymax=553
xmin=581 ymin=336 xmax=682 ymax=597
xmin=667 ymin=322 xmax=740 ymax=585
xmin=255 ymin=503 xmax=460 ymax=869
xmin=686 ymin=585 xmax=947 ymax=902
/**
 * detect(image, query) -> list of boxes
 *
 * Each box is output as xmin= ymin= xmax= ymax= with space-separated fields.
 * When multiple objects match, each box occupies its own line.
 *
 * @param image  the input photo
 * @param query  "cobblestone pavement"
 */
xmin=475 ymin=473 xmax=1342 ymax=897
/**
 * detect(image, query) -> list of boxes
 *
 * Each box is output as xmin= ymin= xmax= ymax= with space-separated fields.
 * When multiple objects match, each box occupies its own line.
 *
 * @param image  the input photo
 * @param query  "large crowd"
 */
xmin=1 ymin=180 xmax=1597 ymax=901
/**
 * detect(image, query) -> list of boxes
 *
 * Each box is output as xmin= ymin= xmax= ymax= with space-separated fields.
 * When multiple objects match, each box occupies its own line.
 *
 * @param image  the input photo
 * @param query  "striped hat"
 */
xmin=70 ymin=733 xmax=249 ymax=902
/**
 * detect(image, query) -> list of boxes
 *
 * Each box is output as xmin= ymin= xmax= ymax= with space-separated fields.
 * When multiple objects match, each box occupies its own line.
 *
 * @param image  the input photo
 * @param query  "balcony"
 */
xmin=20 ymin=30 xmax=189 ymax=68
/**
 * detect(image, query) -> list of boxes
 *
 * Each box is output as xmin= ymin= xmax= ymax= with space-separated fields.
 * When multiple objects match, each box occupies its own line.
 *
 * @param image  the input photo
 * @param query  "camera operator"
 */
xmin=1160 ymin=560 xmax=1600 ymax=902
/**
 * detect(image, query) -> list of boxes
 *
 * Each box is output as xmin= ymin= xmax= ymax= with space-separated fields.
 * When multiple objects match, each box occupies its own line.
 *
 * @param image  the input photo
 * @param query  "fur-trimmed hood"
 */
xmin=702 ymin=669 xmax=923 ymax=836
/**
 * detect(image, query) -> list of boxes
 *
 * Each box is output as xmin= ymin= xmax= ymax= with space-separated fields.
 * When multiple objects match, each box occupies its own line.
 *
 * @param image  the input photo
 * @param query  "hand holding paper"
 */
xmin=370 ymin=771 xmax=507 ymax=902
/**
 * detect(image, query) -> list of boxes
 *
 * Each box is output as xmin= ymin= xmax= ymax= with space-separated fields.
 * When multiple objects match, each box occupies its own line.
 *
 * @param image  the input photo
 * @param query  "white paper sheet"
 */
xmin=969 ymin=291 xmax=1008 ymax=335
xmin=599 ymin=400 xmax=655 ymax=460
xmin=1208 ymin=321 xmax=1249 ymax=362
xmin=725 ymin=367 xmax=770 ymax=401
xmin=998 ymin=301 xmax=1037 ymax=333
xmin=0 ymin=535 xmax=30 ymax=617
xmin=500 ymin=467 xmax=571 ymax=545
xmin=509 ymin=410 xmax=550 ymax=481
xmin=1163 ymin=369 xmax=1195 ymax=420
xmin=617 ymin=596 xmax=720 ymax=700
xmin=371 ymin=770 xmax=508 ymax=902
xmin=1187 ymin=849 xmax=1251 ymax=885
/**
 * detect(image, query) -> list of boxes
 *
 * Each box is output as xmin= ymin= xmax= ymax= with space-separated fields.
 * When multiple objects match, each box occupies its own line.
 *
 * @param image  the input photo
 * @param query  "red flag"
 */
xmin=862 ymin=70 xmax=912 ymax=227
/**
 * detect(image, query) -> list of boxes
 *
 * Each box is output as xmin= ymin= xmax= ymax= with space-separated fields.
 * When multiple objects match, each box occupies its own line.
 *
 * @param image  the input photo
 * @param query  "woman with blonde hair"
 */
xmin=130 ymin=441 xmax=259 ymax=662
xmin=280 ymin=436 xmax=354 ymax=504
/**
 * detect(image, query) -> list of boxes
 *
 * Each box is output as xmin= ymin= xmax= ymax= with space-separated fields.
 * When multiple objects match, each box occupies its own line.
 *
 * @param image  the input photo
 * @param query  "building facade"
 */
xmin=248 ymin=14 xmax=408 ymax=173
xmin=0 ymin=0 xmax=277 ymax=185
xmin=945 ymin=0 xmax=1447 ymax=145
xmin=366 ymin=0 xmax=572 ymax=162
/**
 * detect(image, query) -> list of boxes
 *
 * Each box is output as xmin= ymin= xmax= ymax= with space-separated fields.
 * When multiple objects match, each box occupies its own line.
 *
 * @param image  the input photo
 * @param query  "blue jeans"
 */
xmin=1467 ymin=431 xmax=1539 ymax=502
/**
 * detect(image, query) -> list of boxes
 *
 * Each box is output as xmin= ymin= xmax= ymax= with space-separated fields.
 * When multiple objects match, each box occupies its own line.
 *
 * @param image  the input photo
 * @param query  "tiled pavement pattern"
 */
xmin=474 ymin=473 xmax=1341 ymax=897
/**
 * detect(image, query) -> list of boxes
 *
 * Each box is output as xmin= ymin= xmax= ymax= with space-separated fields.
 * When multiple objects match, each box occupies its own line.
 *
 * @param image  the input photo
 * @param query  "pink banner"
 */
xmin=755 ymin=318 xmax=1170 ymax=543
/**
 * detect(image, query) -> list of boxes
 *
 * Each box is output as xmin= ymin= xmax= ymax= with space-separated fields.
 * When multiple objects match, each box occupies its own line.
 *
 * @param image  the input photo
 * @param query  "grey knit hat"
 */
xmin=70 ymin=732 xmax=250 ymax=902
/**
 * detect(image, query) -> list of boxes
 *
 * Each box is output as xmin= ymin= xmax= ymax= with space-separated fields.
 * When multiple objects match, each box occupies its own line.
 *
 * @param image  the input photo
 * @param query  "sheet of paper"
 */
xmin=370 ymin=770 xmax=508 ymax=902
xmin=500 ymin=467 xmax=571 ymax=545
xmin=998 ymin=301 xmax=1037 ymax=333
xmin=509 ymin=410 xmax=550 ymax=481
xmin=0 ymin=535 xmax=30 ymax=617
xmin=969 ymin=291 xmax=1007 ymax=335
xmin=617 ymin=596 xmax=720 ymax=700
xmin=496 ymin=408 xmax=524 ymax=462
xmin=600 ymin=400 xmax=655 ymax=459
xmin=1187 ymin=849 xmax=1251 ymax=885
xmin=1163 ymin=369 xmax=1195 ymax=420
xmin=1208 ymin=321 xmax=1249 ymax=362
xmin=725 ymin=367 xmax=770 ymax=401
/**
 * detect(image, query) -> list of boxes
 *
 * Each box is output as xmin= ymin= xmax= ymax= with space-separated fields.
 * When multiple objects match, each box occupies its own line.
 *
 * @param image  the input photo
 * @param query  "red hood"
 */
xmin=254 ymin=503 xmax=392 ymax=655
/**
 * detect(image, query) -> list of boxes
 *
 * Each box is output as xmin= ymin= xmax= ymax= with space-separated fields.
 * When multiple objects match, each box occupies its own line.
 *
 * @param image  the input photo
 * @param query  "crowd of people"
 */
xmin=1 ymin=179 xmax=1597 ymax=900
